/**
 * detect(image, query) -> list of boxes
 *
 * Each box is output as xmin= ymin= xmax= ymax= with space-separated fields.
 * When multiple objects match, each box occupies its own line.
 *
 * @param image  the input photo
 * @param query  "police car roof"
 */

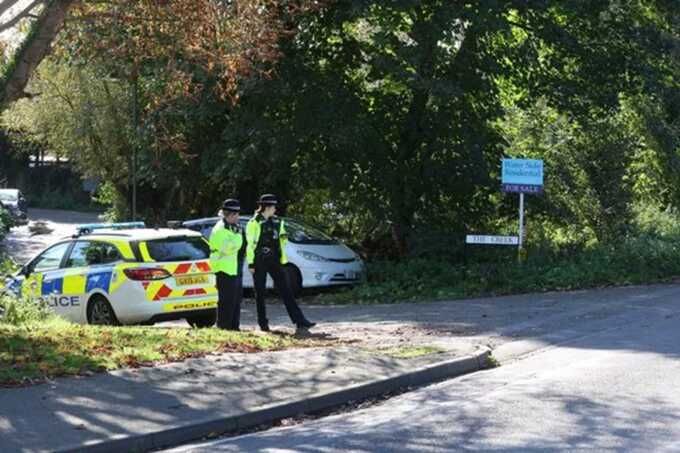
xmin=77 ymin=228 xmax=203 ymax=241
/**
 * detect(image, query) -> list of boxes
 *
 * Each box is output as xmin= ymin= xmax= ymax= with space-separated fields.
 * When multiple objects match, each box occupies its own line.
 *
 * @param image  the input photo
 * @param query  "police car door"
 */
xmin=22 ymin=241 xmax=72 ymax=314
xmin=61 ymin=240 xmax=103 ymax=323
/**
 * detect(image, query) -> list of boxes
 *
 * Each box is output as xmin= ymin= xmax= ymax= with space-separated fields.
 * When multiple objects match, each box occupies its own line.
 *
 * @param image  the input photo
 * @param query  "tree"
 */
xmin=3 ymin=1 xmax=326 ymax=220
xmin=219 ymin=1 xmax=674 ymax=254
xmin=0 ymin=0 xmax=321 ymax=107
xmin=3 ymin=59 xmax=134 ymax=217
xmin=500 ymin=100 xmax=642 ymax=244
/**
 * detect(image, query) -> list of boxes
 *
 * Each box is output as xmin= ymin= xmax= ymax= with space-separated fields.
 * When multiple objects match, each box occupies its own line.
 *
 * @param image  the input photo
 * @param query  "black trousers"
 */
xmin=253 ymin=254 xmax=305 ymax=326
xmin=216 ymin=271 xmax=242 ymax=330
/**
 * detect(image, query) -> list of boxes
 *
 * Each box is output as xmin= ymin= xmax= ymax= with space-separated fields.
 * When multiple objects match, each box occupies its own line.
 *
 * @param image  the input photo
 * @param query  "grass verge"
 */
xmin=369 ymin=345 xmax=446 ymax=359
xmin=0 ymin=318 xmax=319 ymax=387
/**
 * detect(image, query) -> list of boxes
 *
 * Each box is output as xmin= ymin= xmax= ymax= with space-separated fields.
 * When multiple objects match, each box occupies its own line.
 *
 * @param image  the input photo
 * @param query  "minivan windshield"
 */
xmin=284 ymin=220 xmax=336 ymax=245
xmin=0 ymin=190 xmax=18 ymax=202
xmin=196 ymin=217 xmax=337 ymax=245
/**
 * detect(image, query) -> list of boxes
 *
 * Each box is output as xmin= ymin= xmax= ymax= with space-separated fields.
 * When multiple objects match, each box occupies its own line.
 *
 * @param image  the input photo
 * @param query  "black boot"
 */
xmin=259 ymin=320 xmax=270 ymax=332
xmin=297 ymin=319 xmax=316 ymax=329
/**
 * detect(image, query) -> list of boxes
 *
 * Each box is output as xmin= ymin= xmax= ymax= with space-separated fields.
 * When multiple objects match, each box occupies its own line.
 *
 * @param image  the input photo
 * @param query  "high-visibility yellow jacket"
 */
xmin=246 ymin=215 xmax=288 ymax=266
xmin=209 ymin=220 xmax=244 ymax=276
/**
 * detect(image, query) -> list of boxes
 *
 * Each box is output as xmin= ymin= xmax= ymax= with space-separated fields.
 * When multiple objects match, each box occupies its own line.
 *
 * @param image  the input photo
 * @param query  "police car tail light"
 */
xmin=124 ymin=268 xmax=171 ymax=281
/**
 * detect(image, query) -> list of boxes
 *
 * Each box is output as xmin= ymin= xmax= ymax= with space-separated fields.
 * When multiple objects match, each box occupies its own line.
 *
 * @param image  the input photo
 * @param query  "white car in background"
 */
xmin=0 ymin=188 xmax=28 ymax=225
xmin=182 ymin=216 xmax=365 ymax=294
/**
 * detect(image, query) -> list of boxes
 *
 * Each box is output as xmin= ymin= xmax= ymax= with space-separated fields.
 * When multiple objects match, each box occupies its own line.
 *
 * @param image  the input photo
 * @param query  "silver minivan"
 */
xmin=182 ymin=216 xmax=365 ymax=294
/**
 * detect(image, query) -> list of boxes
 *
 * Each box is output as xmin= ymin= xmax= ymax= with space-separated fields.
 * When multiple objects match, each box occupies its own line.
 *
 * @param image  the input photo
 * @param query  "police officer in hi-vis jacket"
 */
xmin=246 ymin=194 xmax=315 ymax=331
xmin=209 ymin=199 xmax=246 ymax=330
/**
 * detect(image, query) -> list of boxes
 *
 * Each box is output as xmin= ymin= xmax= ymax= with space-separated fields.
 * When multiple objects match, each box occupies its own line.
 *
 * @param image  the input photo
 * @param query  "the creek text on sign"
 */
xmin=465 ymin=235 xmax=520 ymax=245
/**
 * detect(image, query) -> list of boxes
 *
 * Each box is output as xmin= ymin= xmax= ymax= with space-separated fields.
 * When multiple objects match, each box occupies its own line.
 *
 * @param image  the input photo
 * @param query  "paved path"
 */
xmin=166 ymin=290 xmax=680 ymax=452
xmin=2 ymin=208 xmax=101 ymax=264
xmin=0 ymin=346 xmax=476 ymax=453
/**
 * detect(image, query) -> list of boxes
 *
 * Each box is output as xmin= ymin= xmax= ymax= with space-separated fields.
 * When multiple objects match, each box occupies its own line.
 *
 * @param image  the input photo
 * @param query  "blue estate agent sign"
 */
xmin=501 ymin=158 xmax=544 ymax=194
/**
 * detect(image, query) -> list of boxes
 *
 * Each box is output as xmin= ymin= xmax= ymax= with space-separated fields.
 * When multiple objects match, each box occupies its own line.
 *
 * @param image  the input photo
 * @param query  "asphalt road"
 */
xmin=2 ymin=208 xmax=101 ymax=264
xmin=166 ymin=294 xmax=680 ymax=452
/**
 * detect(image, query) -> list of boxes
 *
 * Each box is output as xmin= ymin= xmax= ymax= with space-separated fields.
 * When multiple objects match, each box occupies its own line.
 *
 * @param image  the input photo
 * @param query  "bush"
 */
xmin=0 ymin=256 xmax=18 ymax=275
xmin=314 ymin=233 xmax=680 ymax=305
xmin=0 ymin=255 xmax=54 ymax=326
xmin=0 ymin=293 xmax=55 ymax=326
xmin=0 ymin=205 xmax=14 ymax=239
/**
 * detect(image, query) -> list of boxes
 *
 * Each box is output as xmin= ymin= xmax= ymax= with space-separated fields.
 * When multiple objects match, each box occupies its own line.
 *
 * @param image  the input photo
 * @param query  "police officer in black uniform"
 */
xmin=246 ymin=194 xmax=315 ymax=331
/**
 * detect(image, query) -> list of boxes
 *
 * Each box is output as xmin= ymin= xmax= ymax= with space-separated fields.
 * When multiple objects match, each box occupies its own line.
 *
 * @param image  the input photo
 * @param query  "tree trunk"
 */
xmin=388 ymin=6 xmax=438 ymax=257
xmin=0 ymin=0 xmax=77 ymax=106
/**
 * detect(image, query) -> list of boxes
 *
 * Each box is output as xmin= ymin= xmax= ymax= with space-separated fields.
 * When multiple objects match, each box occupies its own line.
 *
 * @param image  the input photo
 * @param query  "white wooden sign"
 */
xmin=465 ymin=235 xmax=519 ymax=246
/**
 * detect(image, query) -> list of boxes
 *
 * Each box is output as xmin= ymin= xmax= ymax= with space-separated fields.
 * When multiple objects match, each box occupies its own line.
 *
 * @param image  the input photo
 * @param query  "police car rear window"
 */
xmin=145 ymin=237 xmax=209 ymax=262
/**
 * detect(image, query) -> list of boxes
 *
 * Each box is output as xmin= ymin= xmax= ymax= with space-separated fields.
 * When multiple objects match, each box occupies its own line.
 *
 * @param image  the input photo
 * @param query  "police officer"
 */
xmin=210 ymin=198 xmax=246 ymax=330
xmin=246 ymin=194 xmax=315 ymax=331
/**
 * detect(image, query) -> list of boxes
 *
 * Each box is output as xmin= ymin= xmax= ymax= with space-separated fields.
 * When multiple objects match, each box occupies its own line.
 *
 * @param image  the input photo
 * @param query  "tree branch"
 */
xmin=1 ymin=0 xmax=76 ymax=106
xmin=0 ymin=0 xmax=45 ymax=33
xmin=0 ymin=0 xmax=23 ymax=18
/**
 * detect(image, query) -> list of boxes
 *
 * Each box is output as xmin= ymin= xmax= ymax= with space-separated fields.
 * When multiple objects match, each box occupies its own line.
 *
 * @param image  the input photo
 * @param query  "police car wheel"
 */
xmin=87 ymin=296 xmax=119 ymax=326
xmin=186 ymin=313 xmax=216 ymax=328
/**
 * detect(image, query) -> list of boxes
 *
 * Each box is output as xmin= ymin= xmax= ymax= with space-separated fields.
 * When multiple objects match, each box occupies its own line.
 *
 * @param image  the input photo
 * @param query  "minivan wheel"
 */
xmin=186 ymin=312 xmax=216 ymax=328
xmin=87 ymin=295 xmax=119 ymax=326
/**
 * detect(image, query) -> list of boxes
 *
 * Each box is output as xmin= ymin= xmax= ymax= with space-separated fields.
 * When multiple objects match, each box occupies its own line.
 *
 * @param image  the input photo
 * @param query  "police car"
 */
xmin=3 ymin=223 xmax=218 ymax=327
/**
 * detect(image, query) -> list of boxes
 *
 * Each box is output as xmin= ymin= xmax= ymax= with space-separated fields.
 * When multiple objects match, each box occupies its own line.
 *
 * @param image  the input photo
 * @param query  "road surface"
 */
xmin=166 ymin=292 xmax=680 ymax=452
xmin=2 ymin=208 xmax=101 ymax=264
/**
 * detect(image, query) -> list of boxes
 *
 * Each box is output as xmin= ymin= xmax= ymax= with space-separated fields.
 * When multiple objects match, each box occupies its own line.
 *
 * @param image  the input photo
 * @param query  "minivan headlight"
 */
xmin=297 ymin=250 xmax=329 ymax=262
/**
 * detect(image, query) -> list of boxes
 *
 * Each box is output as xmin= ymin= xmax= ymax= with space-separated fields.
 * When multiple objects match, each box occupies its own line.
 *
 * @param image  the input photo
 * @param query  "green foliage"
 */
xmin=0 ymin=293 xmax=54 ymax=327
xmin=92 ymin=181 xmax=125 ymax=222
xmin=0 ymin=255 xmax=18 ymax=276
xmin=0 ymin=205 xmax=14 ymax=239
xmin=0 ymin=256 xmax=49 ymax=327
xmin=499 ymin=100 xmax=642 ymax=243
xmin=369 ymin=345 xmax=446 ymax=359
xmin=2 ymin=1 xmax=678 ymax=263
xmin=3 ymin=60 xmax=134 ymax=216
xmin=634 ymin=203 xmax=680 ymax=237
xmin=316 ymin=208 xmax=680 ymax=304
xmin=214 ymin=0 xmax=677 ymax=255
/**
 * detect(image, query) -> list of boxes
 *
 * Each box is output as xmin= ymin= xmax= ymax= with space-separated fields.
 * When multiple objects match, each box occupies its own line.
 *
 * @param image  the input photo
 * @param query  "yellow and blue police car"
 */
xmin=3 ymin=223 xmax=218 ymax=326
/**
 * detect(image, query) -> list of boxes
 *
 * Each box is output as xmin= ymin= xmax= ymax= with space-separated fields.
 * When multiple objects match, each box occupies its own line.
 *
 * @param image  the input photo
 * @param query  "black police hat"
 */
xmin=222 ymin=198 xmax=241 ymax=213
xmin=257 ymin=194 xmax=278 ymax=206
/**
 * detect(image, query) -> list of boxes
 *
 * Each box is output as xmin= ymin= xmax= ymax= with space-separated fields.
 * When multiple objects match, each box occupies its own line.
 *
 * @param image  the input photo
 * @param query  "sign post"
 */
xmin=519 ymin=192 xmax=524 ymax=250
xmin=501 ymin=159 xmax=544 ymax=262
